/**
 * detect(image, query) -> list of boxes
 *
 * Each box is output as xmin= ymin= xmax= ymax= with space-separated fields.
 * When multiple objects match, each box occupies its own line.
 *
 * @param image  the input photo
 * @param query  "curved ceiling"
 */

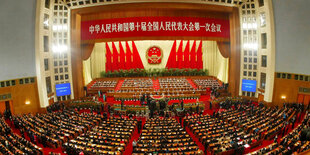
xmin=60 ymin=0 xmax=245 ymax=9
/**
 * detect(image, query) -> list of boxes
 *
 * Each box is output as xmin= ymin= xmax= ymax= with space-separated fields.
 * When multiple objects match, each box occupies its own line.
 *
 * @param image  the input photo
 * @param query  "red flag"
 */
xmin=197 ymin=40 xmax=203 ymax=70
xmin=183 ymin=41 xmax=190 ymax=69
xmin=190 ymin=41 xmax=197 ymax=69
xmin=132 ymin=41 xmax=144 ymax=69
xmin=119 ymin=41 xmax=125 ymax=70
xmin=105 ymin=42 xmax=112 ymax=72
xmin=112 ymin=42 xmax=119 ymax=71
xmin=177 ymin=40 xmax=183 ymax=69
xmin=166 ymin=40 xmax=177 ymax=69
xmin=125 ymin=41 xmax=132 ymax=70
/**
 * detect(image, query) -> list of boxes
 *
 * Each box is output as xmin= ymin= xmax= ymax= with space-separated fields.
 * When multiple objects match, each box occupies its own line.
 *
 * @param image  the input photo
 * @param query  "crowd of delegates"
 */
xmin=0 ymin=117 xmax=42 ymax=155
xmin=220 ymin=105 xmax=294 ymax=139
xmin=283 ymin=102 xmax=309 ymax=112
xmin=12 ymin=110 xmax=103 ymax=149
xmin=250 ymin=111 xmax=310 ymax=155
xmin=184 ymin=114 xmax=256 ymax=154
xmin=105 ymin=77 xmax=221 ymax=101
xmin=90 ymin=80 xmax=118 ymax=89
xmin=121 ymin=78 xmax=153 ymax=88
xmin=64 ymin=117 xmax=137 ymax=154
xmin=193 ymin=78 xmax=221 ymax=89
xmin=184 ymin=99 xmax=298 ymax=154
xmin=46 ymin=102 xmax=65 ymax=113
xmin=159 ymin=77 xmax=192 ymax=89
xmin=133 ymin=117 xmax=202 ymax=154
xmin=113 ymin=78 xmax=154 ymax=100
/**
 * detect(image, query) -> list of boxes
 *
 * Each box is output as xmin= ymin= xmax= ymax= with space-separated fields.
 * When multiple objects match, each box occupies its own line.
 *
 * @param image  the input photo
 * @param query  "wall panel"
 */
xmin=273 ymin=76 xmax=310 ymax=106
xmin=0 ymin=80 xmax=42 ymax=114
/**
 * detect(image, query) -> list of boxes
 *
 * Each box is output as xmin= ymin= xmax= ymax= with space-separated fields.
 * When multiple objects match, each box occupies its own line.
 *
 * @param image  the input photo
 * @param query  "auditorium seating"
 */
xmin=132 ymin=117 xmax=201 ymax=154
xmin=121 ymin=78 xmax=153 ymax=88
xmin=184 ymin=114 xmax=256 ymax=154
xmin=193 ymin=78 xmax=221 ymax=89
xmin=1 ymin=95 xmax=309 ymax=155
xmin=159 ymin=77 xmax=193 ymax=89
xmin=13 ymin=111 xmax=102 ymax=148
xmin=90 ymin=79 xmax=118 ymax=89
xmin=0 ymin=117 xmax=42 ymax=155
xmin=88 ymin=77 xmax=221 ymax=100
xmin=110 ymin=77 xmax=205 ymax=100
xmin=64 ymin=117 xmax=137 ymax=154
xmin=249 ymin=111 xmax=310 ymax=155
xmin=184 ymin=102 xmax=296 ymax=154
xmin=220 ymin=106 xmax=294 ymax=139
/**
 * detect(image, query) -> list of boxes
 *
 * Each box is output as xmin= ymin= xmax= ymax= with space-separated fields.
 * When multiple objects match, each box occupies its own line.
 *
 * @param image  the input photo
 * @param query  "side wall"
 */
xmin=0 ymin=79 xmax=43 ymax=114
xmin=273 ymin=74 xmax=310 ymax=106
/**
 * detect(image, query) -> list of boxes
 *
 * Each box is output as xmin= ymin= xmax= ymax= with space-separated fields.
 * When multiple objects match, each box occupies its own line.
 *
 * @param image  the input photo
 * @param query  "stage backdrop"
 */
xmin=83 ymin=40 xmax=228 ymax=84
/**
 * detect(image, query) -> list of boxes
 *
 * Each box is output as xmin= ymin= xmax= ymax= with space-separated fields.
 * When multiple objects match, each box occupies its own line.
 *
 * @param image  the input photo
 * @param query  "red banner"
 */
xmin=81 ymin=17 xmax=230 ymax=40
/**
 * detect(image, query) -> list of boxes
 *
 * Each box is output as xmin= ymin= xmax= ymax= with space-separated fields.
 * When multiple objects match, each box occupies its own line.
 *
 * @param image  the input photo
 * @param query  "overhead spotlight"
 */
xmin=52 ymin=44 xmax=68 ymax=53
xmin=281 ymin=96 xmax=286 ymax=99
xmin=243 ymin=43 xmax=258 ymax=50
xmin=25 ymin=101 xmax=31 ymax=105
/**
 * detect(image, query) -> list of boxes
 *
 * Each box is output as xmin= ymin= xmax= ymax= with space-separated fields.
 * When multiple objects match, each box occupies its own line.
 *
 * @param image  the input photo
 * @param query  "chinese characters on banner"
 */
xmin=81 ymin=17 xmax=230 ymax=40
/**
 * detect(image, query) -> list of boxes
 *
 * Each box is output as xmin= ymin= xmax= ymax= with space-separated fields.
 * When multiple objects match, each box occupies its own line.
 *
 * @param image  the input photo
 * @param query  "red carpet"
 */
xmin=152 ymin=79 xmax=160 ymax=91
xmin=123 ymin=117 xmax=146 ymax=155
xmin=186 ymin=126 xmax=211 ymax=154
xmin=187 ymin=78 xmax=198 ymax=89
xmin=174 ymin=115 xmax=207 ymax=154
xmin=115 ymin=80 xmax=124 ymax=91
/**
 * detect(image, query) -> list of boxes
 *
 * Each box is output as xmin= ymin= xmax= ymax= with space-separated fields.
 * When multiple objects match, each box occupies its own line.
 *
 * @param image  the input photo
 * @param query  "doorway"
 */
xmin=0 ymin=100 xmax=13 ymax=116
xmin=297 ymin=94 xmax=310 ymax=105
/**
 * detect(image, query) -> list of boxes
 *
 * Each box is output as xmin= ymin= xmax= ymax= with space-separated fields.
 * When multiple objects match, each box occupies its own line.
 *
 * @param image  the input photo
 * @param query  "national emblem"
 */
xmin=146 ymin=46 xmax=162 ymax=64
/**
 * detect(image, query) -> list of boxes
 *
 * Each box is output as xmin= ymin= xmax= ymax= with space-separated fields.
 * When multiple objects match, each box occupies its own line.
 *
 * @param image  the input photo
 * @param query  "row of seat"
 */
xmin=122 ymin=78 xmax=153 ymax=88
xmin=184 ymin=105 xmax=295 ymax=154
xmin=193 ymin=78 xmax=221 ymax=88
xmin=249 ymin=111 xmax=310 ymax=155
xmin=64 ymin=117 xmax=137 ymax=154
xmin=0 ymin=117 xmax=42 ymax=155
xmin=89 ymin=77 xmax=221 ymax=91
xmin=91 ymin=80 xmax=118 ymax=88
xmin=13 ymin=111 xmax=102 ymax=149
xmin=133 ymin=117 xmax=202 ymax=154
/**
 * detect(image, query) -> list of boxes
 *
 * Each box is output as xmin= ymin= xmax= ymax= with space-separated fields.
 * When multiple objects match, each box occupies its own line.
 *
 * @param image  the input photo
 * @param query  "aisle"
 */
xmin=152 ymin=79 xmax=160 ymax=91
xmin=115 ymin=80 xmax=124 ymax=91
xmin=123 ymin=118 xmax=146 ymax=155
xmin=187 ymin=78 xmax=198 ymax=89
